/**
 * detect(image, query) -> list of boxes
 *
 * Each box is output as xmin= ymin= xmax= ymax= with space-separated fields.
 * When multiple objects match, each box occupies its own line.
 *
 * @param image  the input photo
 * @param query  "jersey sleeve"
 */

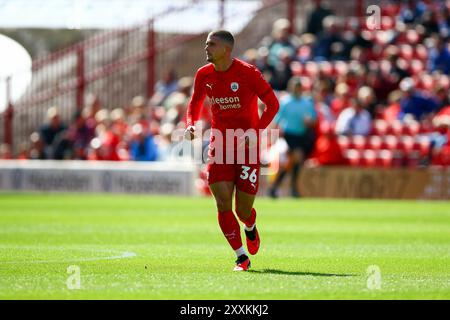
xmin=186 ymin=69 xmax=207 ymax=127
xmin=248 ymin=66 xmax=279 ymax=130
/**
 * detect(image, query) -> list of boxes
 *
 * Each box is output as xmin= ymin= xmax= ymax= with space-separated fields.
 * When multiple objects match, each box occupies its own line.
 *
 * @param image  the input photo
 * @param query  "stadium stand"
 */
xmin=0 ymin=0 xmax=449 ymax=180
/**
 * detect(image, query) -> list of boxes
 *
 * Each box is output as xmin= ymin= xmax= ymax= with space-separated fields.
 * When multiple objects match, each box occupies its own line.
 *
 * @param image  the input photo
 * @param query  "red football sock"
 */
xmin=237 ymin=208 xmax=257 ymax=228
xmin=218 ymin=210 xmax=243 ymax=251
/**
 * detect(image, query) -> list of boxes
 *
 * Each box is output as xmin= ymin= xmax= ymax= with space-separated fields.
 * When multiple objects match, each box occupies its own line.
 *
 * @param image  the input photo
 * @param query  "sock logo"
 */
xmin=224 ymin=231 xmax=237 ymax=239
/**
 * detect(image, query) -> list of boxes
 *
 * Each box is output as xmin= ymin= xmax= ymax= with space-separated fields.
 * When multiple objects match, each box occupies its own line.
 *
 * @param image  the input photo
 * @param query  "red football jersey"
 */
xmin=187 ymin=58 xmax=279 ymax=132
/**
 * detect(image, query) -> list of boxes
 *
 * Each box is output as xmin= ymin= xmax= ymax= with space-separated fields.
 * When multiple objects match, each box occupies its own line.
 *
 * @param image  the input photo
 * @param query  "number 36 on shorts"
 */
xmin=240 ymin=165 xmax=258 ymax=183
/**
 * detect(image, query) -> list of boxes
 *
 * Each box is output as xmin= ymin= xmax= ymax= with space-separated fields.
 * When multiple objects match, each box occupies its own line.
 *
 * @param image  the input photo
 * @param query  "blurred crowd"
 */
xmin=1 ymin=0 xmax=449 ymax=168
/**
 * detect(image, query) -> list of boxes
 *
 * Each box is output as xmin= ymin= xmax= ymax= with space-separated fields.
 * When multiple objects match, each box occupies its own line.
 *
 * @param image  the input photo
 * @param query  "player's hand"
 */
xmin=184 ymin=125 xmax=196 ymax=141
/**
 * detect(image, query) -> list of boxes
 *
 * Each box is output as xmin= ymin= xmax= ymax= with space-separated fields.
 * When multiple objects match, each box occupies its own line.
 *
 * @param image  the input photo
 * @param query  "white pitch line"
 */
xmin=0 ymin=250 xmax=137 ymax=264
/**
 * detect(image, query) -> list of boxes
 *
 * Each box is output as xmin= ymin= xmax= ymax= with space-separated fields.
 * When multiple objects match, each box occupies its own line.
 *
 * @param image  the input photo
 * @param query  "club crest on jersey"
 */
xmin=230 ymin=82 xmax=239 ymax=92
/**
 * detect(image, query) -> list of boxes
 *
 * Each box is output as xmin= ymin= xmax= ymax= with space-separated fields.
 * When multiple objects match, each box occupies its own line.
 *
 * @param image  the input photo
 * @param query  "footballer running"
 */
xmin=184 ymin=30 xmax=279 ymax=271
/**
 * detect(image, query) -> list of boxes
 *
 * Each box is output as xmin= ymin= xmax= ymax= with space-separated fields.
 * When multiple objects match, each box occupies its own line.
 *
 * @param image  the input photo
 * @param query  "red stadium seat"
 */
xmin=415 ymin=136 xmax=431 ymax=157
xmin=352 ymin=135 xmax=368 ymax=150
xmin=432 ymin=145 xmax=450 ymax=166
xmin=361 ymin=149 xmax=377 ymax=167
xmin=406 ymin=29 xmax=420 ymax=45
xmin=383 ymin=135 xmax=399 ymax=150
xmin=368 ymin=135 xmax=383 ymax=150
xmin=337 ymin=135 xmax=351 ymax=150
xmin=373 ymin=119 xmax=388 ymax=135
xmin=290 ymin=61 xmax=303 ymax=76
xmin=390 ymin=120 xmax=405 ymax=136
xmin=418 ymin=74 xmax=435 ymax=91
xmin=374 ymin=30 xmax=390 ymax=45
xmin=377 ymin=149 xmax=394 ymax=167
xmin=305 ymin=61 xmax=319 ymax=77
xmin=438 ymin=75 xmax=450 ymax=90
xmin=399 ymin=135 xmax=415 ymax=153
xmin=415 ymin=44 xmax=428 ymax=61
xmin=404 ymin=120 xmax=420 ymax=136
xmin=344 ymin=149 xmax=361 ymax=166
xmin=400 ymin=44 xmax=414 ymax=60
xmin=381 ymin=16 xmax=395 ymax=30
xmin=334 ymin=61 xmax=349 ymax=76
xmin=410 ymin=59 xmax=425 ymax=75
xmin=379 ymin=60 xmax=392 ymax=76
xmin=318 ymin=61 xmax=333 ymax=76
xmin=406 ymin=151 xmax=421 ymax=167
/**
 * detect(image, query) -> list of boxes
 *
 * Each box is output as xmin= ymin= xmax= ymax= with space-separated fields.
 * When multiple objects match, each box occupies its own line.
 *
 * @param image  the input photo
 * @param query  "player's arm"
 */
xmin=250 ymin=67 xmax=280 ymax=130
xmin=185 ymin=70 xmax=206 ymax=140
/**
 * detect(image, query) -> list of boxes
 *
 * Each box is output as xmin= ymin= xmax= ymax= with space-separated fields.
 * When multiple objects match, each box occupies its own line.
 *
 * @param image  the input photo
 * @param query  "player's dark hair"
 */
xmin=209 ymin=30 xmax=235 ymax=49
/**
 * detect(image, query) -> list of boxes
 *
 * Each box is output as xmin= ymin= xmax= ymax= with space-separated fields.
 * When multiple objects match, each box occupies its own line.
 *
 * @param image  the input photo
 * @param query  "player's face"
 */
xmin=205 ymin=35 xmax=227 ymax=63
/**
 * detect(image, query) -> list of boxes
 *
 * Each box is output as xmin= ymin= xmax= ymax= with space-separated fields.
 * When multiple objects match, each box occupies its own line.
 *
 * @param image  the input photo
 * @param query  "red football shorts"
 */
xmin=206 ymin=162 xmax=260 ymax=195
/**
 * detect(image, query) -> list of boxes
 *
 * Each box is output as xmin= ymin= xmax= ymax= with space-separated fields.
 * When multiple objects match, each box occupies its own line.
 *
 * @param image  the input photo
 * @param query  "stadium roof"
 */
xmin=0 ymin=0 xmax=261 ymax=33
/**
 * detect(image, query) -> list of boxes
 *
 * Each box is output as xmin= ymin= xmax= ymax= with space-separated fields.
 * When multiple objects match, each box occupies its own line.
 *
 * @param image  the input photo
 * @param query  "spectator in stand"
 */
xmin=269 ymin=48 xmax=293 ymax=91
xmin=313 ymin=15 xmax=345 ymax=61
xmin=357 ymin=86 xmax=379 ymax=119
xmin=255 ymin=46 xmax=276 ymax=84
xmin=365 ymin=67 xmax=399 ymax=106
xmin=422 ymin=9 xmax=441 ymax=36
xmin=382 ymin=90 xmax=403 ymax=122
xmin=92 ymin=109 xmax=121 ymax=161
xmin=305 ymin=0 xmax=334 ymax=35
xmin=39 ymin=107 xmax=67 ymax=159
xmin=268 ymin=77 xmax=317 ymax=198
xmin=429 ymin=105 xmax=450 ymax=165
xmin=307 ymin=122 xmax=344 ymax=166
xmin=399 ymin=0 xmax=427 ymax=24
xmin=262 ymin=18 xmax=298 ymax=68
xmin=163 ymin=76 xmax=193 ymax=115
xmin=149 ymin=69 xmax=179 ymax=106
xmin=336 ymin=66 xmax=364 ymax=97
xmin=427 ymin=35 xmax=450 ymax=74
xmin=335 ymin=98 xmax=372 ymax=136
xmin=67 ymin=110 xmax=96 ymax=160
xmin=434 ymin=86 xmax=450 ymax=111
xmin=28 ymin=132 xmax=46 ymax=160
xmin=330 ymin=82 xmax=351 ymax=119
xmin=398 ymin=77 xmax=438 ymax=121
xmin=110 ymin=108 xmax=128 ymax=138
xmin=242 ymin=48 xmax=259 ymax=66
xmin=154 ymin=122 xmax=176 ymax=161
xmin=296 ymin=33 xmax=316 ymax=63
xmin=313 ymin=79 xmax=335 ymax=126
xmin=129 ymin=123 xmax=158 ymax=161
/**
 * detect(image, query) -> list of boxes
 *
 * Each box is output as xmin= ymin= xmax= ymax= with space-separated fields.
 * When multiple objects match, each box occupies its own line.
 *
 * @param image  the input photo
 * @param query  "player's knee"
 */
xmin=215 ymin=196 xmax=232 ymax=212
xmin=235 ymin=205 xmax=251 ymax=220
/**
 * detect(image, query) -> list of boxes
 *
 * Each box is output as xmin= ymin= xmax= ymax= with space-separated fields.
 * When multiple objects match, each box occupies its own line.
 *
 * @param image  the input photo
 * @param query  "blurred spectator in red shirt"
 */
xmin=307 ymin=122 xmax=344 ymax=166
xmin=330 ymin=82 xmax=351 ymax=119
xmin=381 ymin=90 xmax=403 ymax=121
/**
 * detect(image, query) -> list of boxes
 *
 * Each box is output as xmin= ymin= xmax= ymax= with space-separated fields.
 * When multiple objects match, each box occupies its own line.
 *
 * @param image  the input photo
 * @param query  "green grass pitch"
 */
xmin=0 ymin=193 xmax=449 ymax=299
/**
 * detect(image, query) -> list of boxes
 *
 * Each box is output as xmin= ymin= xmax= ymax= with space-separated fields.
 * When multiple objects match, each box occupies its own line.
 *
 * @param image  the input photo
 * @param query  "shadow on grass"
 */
xmin=248 ymin=269 xmax=357 ymax=277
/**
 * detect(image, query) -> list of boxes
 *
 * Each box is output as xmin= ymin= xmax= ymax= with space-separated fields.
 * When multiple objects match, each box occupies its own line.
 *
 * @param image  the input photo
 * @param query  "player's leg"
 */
xmin=235 ymin=188 xmax=260 ymax=255
xmin=235 ymin=163 xmax=260 ymax=255
xmin=268 ymin=149 xmax=294 ymax=198
xmin=210 ymin=181 xmax=250 ymax=271
xmin=289 ymin=149 xmax=303 ymax=197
